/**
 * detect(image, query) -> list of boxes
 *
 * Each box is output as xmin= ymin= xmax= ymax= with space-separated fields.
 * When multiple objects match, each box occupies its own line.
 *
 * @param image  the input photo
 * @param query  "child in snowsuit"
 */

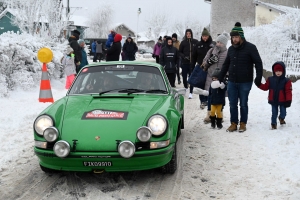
xmin=194 ymin=68 xmax=227 ymax=129
xmin=62 ymin=46 xmax=77 ymax=89
xmin=255 ymin=61 xmax=292 ymax=129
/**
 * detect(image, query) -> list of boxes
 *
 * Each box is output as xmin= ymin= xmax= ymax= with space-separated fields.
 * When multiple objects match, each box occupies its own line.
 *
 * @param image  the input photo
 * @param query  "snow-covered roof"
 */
xmin=0 ymin=8 xmax=49 ymax=23
xmin=68 ymin=15 xmax=89 ymax=27
xmin=136 ymin=31 xmax=155 ymax=42
xmin=112 ymin=23 xmax=136 ymax=36
xmin=254 ymin=1 xmax=299 ymax=14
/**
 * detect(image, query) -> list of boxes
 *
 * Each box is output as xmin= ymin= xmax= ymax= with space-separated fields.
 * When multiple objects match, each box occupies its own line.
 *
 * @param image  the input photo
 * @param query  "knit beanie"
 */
xmin=216 ymin=32 xmax=229 ymax=46
xmin=166 ymin=36 xmax=173 ymax=44
xmin=202 ymin=28 xmax=210 ymax=36
xmin=172 ymin=33 xmax=177 ymax=39
xmin=230 ymin=22 xmax=244 ymax=38
xmin=273 ymin=64 xmax=283 ymax=72
xmin=114 ymin=34 xmax=122 ymax=42
xmin=212 ymin=68 xmax=221 ymax=78
xmin=78 ymin=39 xmax=84 ymax=45
xmin=158 ymin=36 xmax=162 ymax=41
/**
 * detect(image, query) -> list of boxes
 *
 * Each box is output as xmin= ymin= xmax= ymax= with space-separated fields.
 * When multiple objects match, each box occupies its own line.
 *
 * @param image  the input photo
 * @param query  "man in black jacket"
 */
xmin=68 ymin=30 xmax=82 ymax=67
xmin=106 ymin=33 xmax=122 ymax=61
xmin=122 ymin=35 xmax=138 ymax=61
xmin=218 ymin=22 xmax=263 ymax=132
xmin=179 ymin=29 xmax=198 ymax=99
xmin=160 ymin=37 xmax=180 ymax=87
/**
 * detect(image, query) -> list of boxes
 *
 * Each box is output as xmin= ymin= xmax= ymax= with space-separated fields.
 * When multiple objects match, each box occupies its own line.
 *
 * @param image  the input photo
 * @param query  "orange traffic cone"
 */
xmin=39 ymin=63 xmax=54 ymax=103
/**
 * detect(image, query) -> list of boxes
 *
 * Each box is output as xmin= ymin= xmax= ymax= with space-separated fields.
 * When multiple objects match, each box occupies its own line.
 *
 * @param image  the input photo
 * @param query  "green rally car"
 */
xmin=34 ymin=61 xmax=185 ymax=174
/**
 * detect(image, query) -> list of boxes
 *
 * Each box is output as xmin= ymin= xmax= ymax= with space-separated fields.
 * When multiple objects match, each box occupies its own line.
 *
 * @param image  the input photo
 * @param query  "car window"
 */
xmin=68 ymin=65 xmax=167 ymax=95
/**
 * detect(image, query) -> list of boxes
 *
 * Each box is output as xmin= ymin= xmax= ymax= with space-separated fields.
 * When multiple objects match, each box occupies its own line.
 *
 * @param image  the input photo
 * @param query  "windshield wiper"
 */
xmin=118 ymin=88 xmax=145 ymax=95
xmin=145 ymin=89 xmax=168 ymax=94
xmin=99 ymin=88 xmax=126 ymax=95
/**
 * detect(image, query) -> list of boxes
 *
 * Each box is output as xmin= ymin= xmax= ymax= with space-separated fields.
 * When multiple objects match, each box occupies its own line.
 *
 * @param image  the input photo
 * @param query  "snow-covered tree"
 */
xmin=85 ymin=2 xmax=114 ymax=38
xmin=145 ymin=11 xmax=169 ymax=40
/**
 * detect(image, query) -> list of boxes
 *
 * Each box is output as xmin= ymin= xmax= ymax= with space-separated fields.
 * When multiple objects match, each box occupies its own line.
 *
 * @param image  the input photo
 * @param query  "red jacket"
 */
xmin=259 ymin=61 xmax=292 ymax=105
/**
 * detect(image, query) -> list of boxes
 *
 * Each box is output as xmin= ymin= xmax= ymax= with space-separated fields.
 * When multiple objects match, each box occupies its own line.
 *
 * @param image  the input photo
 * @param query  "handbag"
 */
xmin=188 ymin=64 xmax=207 ymax=88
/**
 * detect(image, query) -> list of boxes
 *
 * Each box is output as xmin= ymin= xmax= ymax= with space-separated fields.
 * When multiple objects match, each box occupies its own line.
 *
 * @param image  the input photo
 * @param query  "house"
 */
xmin=66 ymin=15 xmax=89 ymax=39
xmin=0 ymin=8 xmax=20 ymax=34
xmin=112 ymin=23 xmax=136 ymax=42
xmin=136 ymin=31 xmax=155 ymax=48
xmin=205 ymin=0 xmax=300 ymax=39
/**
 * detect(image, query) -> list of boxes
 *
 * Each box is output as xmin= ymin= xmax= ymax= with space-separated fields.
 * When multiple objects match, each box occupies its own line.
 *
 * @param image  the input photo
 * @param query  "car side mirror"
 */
xmin=176 ymin=88 xmax=186 ymax=95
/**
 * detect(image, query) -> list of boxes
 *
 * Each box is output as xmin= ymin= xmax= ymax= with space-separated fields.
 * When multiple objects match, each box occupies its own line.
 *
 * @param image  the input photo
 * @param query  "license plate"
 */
xmin=83 ymin=161 xmax=112 ymax=167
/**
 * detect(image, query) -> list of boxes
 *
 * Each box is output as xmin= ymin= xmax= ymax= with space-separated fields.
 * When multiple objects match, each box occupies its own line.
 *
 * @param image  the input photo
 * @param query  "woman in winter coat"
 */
xmin=106 ymin=33 xmax=122 ymax=61
xmin=77 ymin=39 xmax=89 ymax=73
xmin=122 ymin=36 xmax=138 ymax=61
xmin=202 ymin=32 xmax=229 ymax=123
xmin=62 ymin=46 xmax=77 ymax=89
xmin=153 ymin=36 xmax=163 ymax=63
xmin=159 ymin=37 xmax=180 ymax=87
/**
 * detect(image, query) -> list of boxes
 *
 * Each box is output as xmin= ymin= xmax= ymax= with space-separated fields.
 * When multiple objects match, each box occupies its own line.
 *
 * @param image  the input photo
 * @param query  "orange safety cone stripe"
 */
xmin=40 ymin=80 xmax=51 ymax=90
xmin=39 ymin=98 xmax=54 ymax=103
xmin=42 ymin=63 xmax=48 ymax=72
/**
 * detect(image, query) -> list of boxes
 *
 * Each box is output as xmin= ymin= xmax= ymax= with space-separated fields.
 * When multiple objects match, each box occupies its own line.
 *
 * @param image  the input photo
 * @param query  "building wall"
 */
xmin=210 ymin=0 xmax=300 ymax=40
xmin=210 ymin=0 xmax=255 ymax=40
xmin=0 ymin=12 xmax=20 ymax=35
xmin=255 ymin=5 xmax=280 ymax=26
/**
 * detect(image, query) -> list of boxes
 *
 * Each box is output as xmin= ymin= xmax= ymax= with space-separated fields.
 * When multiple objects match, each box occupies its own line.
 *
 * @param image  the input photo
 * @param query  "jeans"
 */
xmin=199 ymin=95 xmax=208 ymax=104
xmin=271 ymin=104 xmax=286 ymax=125
xmin=181 ymin=63 xmax=192 ymax=89
xmin=227 ymin=81 xmax=252 ymax=124
xmin=166 ymin=73 xmax=176 ymax=87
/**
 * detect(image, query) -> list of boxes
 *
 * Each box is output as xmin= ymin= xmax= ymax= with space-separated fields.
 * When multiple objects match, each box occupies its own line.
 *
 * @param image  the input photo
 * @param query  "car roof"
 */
xmin=86 ymin=61 xmax=163 ymax=69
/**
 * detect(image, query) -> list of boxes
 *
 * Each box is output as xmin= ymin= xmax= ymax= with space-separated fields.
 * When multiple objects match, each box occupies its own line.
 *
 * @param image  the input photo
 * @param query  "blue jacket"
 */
xmin=105 ymin=33 xmax=115 ymax=49
xmin=91 ymin=42 xmax=96 ymax=53
xmin=78 ymin=48 xmax=89 ymax=71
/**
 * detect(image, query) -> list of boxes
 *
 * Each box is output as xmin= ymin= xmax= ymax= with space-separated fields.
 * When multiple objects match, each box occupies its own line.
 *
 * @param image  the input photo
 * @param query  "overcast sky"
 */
xmin=66 ymin=0 xmax=211 ymax=33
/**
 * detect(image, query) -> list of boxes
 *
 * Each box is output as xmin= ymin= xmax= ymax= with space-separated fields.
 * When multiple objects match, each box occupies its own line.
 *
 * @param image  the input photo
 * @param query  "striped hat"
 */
xmin=230 ymin=22 xmax=244 ymax=39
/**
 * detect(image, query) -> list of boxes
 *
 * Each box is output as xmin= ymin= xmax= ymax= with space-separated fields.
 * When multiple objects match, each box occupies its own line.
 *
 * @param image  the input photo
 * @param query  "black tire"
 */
xmin=40 ymin=164 xmax=57 ymax=173
xmin=181 ymin=114 xmax=184 ymax=129
xmin=160 ymin=143 xmax=177 ymax=174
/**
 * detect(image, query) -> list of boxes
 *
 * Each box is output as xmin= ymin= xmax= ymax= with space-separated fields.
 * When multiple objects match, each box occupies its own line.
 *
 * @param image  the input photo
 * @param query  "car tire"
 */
xmin=160 ymin=143 xmax=177 ymax=174
xmin=181 ymin=114 xmax=184 ymax=129
xmin=40 ymin=164 xmax=57 ymax=173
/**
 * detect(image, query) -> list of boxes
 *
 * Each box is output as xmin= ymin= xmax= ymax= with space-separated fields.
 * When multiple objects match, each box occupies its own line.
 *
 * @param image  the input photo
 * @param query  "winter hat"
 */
xmin=72 ymin=30 xmax=80 ymax=40
xmin=172 ymin=33 xmax=177 ymax=39
xmin=230 ymin=22 xmax=244 ymax=38
xmin=73 ymin=30 xmax=80 ymax=35
xmin=66 ymin=46 xmax=73 ymax=55
xmin=158 ymin=36 xmax=162 ymax=41
xmin=127 ymin=34 xmax=132 ymax=39
xmin=212 ymin=67 xmax=221 ymax=78
xmin=114 ymin=33 xmax=122 ymax=42
xmin=78 ymin=39 xmax=85 ymax=45
xmin=273 ymin=64 xmax=283 ymax=72
xmin=166 ymin=36 xmax=173 ymax=43
xmin=202 ymin=28 xmax=210 ymax=36
xmin=216 ymin=32 xmax=229 ymax=46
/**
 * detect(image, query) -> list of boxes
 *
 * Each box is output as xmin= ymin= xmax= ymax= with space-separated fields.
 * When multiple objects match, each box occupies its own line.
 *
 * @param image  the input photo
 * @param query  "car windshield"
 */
xmin=68 ymin=64 xmax=167 ymax=95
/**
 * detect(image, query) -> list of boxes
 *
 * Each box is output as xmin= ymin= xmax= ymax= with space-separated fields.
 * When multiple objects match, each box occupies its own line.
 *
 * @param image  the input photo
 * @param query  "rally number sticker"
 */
xmin=83 ymin=161 xmax=112 ymax=167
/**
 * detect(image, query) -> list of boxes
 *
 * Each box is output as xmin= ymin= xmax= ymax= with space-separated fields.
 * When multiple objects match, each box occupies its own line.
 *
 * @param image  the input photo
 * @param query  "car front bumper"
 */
xmin=34 ymin=144 xmax=175 ymax=172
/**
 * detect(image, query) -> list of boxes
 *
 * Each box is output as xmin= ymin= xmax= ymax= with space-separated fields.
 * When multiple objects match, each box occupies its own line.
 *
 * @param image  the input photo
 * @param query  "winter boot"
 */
xmin=239 ymin=122 xmax=247 ymax=132
xmin=271 ymin=124 xmax=277 ymax=130
xmin=227 ymin=122 xmax=237 ymax=132
xmin=216 ymin=118 xmax=223 ymax=129
xmin=278 ymin=117 xmax=286 ymax=125
xmin=210 ymin=116 xmax=216 ymax=129
xmin=203 ymin=111 xmax=211 ymax=124
xmin=200 ymin=102 xmax=207 ymax=109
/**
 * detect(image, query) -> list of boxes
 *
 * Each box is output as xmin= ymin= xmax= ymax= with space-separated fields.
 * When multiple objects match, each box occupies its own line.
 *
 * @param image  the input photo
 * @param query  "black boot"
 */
xmin=216 ymin=118 xmax=223 ymax=129
xmin=210 ymin=116 xmax=216 ymax=128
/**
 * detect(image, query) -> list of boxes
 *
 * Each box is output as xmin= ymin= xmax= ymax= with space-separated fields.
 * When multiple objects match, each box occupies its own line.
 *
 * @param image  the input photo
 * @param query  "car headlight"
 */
xmin=147 ymin=115 xmax=167 ymax=136
xmin=118 ymin=141 xmax=135 ymax=158
xmin=53 ymin=141 xmax=70 ymax=158
xmin=43 ymin=127 xmax=59 ymax=142
xmin=137 ymin=126 xmax=152 ymax=142
xmin=34 ymin=115 xmax=54 ymax=136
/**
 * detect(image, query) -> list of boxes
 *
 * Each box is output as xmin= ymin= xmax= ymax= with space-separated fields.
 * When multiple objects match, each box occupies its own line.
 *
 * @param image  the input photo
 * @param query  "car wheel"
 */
xmin=181 ymin=114 xmax=184 ymax=129
xmin=160 ymin=143 xmax=177 ymax=174
xmin=40 ymin=164 xmax=57 ymax=173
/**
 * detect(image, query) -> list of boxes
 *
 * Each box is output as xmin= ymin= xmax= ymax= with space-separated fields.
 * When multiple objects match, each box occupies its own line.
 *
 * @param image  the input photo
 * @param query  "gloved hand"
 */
xmin=76 ymin=61 xmax=81 ymax=66
xmin=254 ymin=77 xmax=261 ymax=87
xmin=200 ymin=63 xmax=208 ymax=72
xmin=207 ymin=54 xmax=219 ymax=65
xmin=184 ymin=56 xmax=190 ymax=61
xmin=71 ymin=53 xmax=75 ymax=58
xmin=211 ymin=80 xmax=222 ymax=89
xmin=284 ymin=100 xmax=291 ymax=108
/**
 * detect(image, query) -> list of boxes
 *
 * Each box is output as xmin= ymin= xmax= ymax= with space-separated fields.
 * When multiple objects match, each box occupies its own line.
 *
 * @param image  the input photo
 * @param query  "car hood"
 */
xmin=61 ymin=95 xmax=169 ymax=151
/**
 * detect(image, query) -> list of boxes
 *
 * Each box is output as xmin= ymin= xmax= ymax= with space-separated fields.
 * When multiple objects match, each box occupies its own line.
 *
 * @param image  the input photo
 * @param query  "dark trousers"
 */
xmin=176 ymin=65 xmax=181 ymax=82
xmin=181 ymin=63 xmax=192 ymax=89
xmin=155 ymin=56 xmax=159 ymax=63
xmin=92 ymin=52 xmax=97 ymax=62
xmin=166 ymin=73 xmax=176 ymax=87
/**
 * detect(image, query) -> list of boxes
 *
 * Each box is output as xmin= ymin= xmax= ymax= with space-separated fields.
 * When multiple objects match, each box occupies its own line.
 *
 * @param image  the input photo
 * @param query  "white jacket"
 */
xmin=62 ymin=55 xmax=76 ymax=76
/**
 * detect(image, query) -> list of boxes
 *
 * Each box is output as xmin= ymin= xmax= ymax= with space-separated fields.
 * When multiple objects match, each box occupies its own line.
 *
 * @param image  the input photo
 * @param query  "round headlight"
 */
xmin=118 ymin=141 xmax=135 ymax=158
xmin=34 ymin=115 xmax=53 ymax=136
xmin=137 ymin=126 xmax=152 ymax=142
xmin=147 ymin=115 xmax=167 ymax=136
xmin=53 ymin=141 xmax=70 ymax=158
xmin=43 ymin=127 xmax=59 ymax=142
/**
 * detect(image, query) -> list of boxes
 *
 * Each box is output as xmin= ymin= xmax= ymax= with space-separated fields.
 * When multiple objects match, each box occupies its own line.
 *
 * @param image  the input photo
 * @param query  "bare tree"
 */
xmin=85 ymin=2 xmax=114 ymax=38
xmin=145 ymin=10 xmax=169 ymax=40
xmin=171 ymin=17 xmax=204 ymax=41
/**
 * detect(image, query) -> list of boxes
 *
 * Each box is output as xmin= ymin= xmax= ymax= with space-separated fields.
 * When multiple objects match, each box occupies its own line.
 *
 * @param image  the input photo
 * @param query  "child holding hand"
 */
xmin=62 ymin=46 xmax=77 ymax=89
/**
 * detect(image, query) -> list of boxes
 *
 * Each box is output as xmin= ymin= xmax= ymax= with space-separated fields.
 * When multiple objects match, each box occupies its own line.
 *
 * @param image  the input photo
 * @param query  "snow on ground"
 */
xmin=1 ymin=58 xmax=300 ymax=198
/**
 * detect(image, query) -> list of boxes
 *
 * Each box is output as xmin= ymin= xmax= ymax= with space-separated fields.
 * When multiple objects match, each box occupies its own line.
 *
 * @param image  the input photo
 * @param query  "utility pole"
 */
xmin=136 ymin=8 xmax=141 ymax=44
